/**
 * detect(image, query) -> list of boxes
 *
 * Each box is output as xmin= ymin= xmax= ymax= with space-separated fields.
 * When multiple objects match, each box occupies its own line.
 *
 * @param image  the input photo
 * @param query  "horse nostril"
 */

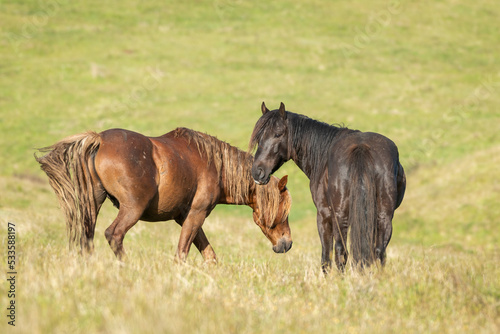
xmin=273 ymin=239 xmax=292 ymax=254
xmin=257 ymin=167 xmax=264 ymax=179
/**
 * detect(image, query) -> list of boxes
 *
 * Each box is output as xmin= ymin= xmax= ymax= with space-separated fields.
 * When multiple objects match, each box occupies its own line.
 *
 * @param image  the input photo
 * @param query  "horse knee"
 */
xmin=104 ymin=227 xmax=124 ymax=253
xmin=104 ymin=227 xmax=114 ymax=243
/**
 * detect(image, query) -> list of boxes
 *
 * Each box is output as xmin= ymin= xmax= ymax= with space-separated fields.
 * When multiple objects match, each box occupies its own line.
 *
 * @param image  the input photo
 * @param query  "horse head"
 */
xmin=251 ymin=175 xmax=292 ymax=253
xmin=250 ymin=102 xmax=290 ymax=185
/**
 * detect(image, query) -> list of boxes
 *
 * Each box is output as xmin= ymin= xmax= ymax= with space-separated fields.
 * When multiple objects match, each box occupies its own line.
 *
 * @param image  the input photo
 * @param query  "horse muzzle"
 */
xmin=252 ymin=167 xmax=270 ymax=185
xmin=272 ymin=238 xmax=293 ymax=253
xmin=254 ymin=178 xmax=270 ymax=185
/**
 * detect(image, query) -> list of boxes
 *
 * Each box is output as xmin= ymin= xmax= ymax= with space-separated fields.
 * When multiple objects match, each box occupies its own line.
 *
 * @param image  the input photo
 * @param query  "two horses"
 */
xmin=250 ymin=103 xmax=406 ymax=271
xmin=37 ymin=103 xmax=405 ymax=271
xmin=36 ymin=127 xmax=292 ymax=262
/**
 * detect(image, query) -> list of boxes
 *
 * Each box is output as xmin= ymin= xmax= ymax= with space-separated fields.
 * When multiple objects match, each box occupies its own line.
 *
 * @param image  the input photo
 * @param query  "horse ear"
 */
xmin=279 ymin=102 xmax=287 ymax=120
xmin=278 ymin=175 xmax=288 ymax=191
xmin=261 ymin=102 xmax=270 ymax=114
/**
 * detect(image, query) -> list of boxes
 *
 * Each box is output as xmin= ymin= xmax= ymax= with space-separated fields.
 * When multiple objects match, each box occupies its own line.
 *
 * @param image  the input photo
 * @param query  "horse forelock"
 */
xmin=250 ymin=111 xmax=299 ymax=165
xmin=248 ymin=111 xmax=283 ymax=153
xmin=255 ymin=177 xmax=292 ymax=228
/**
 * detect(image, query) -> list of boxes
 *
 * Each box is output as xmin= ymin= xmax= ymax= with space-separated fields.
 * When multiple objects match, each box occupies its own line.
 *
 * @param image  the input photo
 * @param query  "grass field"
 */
xmin=1 ymin=0 xmax=499 ymax=333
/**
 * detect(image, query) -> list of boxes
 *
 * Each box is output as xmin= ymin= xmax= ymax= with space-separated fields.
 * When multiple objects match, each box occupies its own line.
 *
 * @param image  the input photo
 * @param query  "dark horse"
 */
xmin=36 ymin=127 xmax=292 ymax=262
xmin=250 ymin=103 xmax=405 ymax=271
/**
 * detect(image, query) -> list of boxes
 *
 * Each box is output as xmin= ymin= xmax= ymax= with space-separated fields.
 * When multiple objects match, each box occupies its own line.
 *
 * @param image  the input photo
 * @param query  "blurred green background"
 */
xmin=1 ymin=0 xmax=499 ymax=248
xmin=0 ymin=1 xmax=499 ymax=332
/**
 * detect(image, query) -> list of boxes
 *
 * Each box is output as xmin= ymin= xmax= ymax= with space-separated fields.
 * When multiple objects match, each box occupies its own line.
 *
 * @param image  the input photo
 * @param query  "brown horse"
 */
xmin=250 ymin=103 xmax=405 ymax=272
xmin=36 ymin=127 xmax=292 ymax=262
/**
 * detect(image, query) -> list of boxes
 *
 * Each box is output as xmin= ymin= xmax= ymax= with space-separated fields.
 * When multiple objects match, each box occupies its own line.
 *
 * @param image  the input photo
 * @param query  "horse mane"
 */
xmin=174 ymin=127 xmax=290 ymax=225
xmin=250 ymin=110 xmax=354 ymax=179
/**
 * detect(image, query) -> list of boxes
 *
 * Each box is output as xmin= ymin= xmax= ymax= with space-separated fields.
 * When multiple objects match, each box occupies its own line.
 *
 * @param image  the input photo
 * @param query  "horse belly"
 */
xmin=141 ymin=180 xmax=196 ymax=222
xmin=140 ymin=142 xmax=199 ymax=221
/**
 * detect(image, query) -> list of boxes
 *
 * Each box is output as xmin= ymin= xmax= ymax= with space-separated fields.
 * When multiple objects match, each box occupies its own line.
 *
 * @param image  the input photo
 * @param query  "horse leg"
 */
xmin=175 ymin=209 xmax=208 ymax=262
xmin=81 ymin=166 xmax=106 ymax=255
xmin=175 ymin=218 xmax=216 ymax=264
xmin=333 ymin=212 xmax=349 ymax=272
xmin=316 ymin=210 xmax=334 ymax=274
xmin=375 ymin=209 xmax=393 ymax=266
xmin=376 ymin=173 xmax=398 ymax=266
xmin=193 ymin=228 xmax=217 ymax=264
xmin=82 ymin=181 xmax=107 ymax=254
xmin=104 ymin=202 xmax=148 ymax=261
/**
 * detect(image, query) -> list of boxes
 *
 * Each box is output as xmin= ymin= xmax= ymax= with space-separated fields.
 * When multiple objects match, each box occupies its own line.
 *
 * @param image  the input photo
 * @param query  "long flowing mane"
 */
xmin=250 ymin=111 xmax=354 ymax=179
xmin=174 ymin=127 xmax=290 ymax=224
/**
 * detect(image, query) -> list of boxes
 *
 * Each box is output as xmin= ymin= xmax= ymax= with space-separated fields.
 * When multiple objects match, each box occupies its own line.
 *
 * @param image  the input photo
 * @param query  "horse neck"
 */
xmin=288 ymin=114 xmax=346 ymax=180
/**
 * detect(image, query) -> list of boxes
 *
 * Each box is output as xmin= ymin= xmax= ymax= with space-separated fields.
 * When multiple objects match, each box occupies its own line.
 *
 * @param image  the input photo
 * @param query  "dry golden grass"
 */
xmin=0 ymin=175 xmax=498 ymax=334
xmin=1 ymin=0 xmax=499 ymax=332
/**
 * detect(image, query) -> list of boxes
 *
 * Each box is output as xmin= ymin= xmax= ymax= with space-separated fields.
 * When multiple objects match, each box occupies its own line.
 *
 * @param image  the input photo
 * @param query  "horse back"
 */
xmin=148 ymin=132 xmax=222 ymax=217
xmin=93 ymin=129 xmax=219 ymax=221
xmin=332 ymin=131 xmax=400 ymax=172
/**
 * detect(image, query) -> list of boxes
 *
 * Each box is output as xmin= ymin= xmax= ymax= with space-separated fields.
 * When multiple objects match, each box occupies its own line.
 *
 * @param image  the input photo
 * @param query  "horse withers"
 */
xmin=250 ymin=103 xmax=405 ymax=272
xmin=36 ymin=127 xmax=292 ymax=263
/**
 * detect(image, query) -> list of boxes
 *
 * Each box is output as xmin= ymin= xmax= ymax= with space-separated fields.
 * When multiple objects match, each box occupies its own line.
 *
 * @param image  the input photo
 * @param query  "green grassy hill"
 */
xmin=1 ymin=0 xmax=499 ymax=333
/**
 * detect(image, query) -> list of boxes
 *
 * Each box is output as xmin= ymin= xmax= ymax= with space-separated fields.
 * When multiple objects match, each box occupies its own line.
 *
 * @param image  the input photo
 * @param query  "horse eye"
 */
xmin=274 ymin=133 xmax=283 ymax=138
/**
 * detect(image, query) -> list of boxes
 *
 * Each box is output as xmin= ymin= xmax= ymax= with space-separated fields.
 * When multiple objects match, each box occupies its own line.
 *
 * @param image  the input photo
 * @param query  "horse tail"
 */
xmin=347 ymin=143 xmax=377 ymax=268
xmin=35 ymin=132 xmax=102 ymax=252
